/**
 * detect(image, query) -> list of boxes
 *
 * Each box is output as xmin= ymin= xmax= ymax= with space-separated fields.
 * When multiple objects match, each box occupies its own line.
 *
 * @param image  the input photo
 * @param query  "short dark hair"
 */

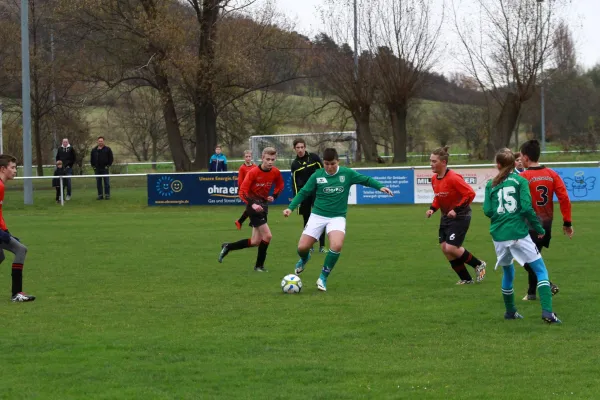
xmin=323 ymin=148 xmax=338 ymax=161
xmin=431 ymin=146 xmax=450 ymax=163
xmin=98 ymin=136 xmax=105 ymax=140
xmin=0 ymin=154 xmax=17 ymax=169
xmin=293 ymin=139 xmax=306 ymax=148
xmin=520 ymin=140 xmax=541 ymax=162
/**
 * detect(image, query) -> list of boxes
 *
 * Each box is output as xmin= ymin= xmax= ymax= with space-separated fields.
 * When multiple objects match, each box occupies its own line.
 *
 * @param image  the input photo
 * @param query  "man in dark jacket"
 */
xmin=290 ymin=138 xmax=326 ymax=253
xmin=90 ymin=136 xmax=114 ymax=200
xmin=55 ymin=138 xmax=76 ymax=200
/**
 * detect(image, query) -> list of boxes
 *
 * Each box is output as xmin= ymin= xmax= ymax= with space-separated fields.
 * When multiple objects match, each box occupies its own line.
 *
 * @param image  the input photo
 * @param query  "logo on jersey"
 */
xmin=339 ymin=176 xmax=345 ymax=183
xmin=323 ymin=187 xmax=344 ymax=194
xmin=316 ymin=177 xmax=328 ymax=184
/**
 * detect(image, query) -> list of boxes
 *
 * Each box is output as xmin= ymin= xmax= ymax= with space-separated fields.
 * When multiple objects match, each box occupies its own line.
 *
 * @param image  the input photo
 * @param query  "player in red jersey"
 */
xmin=234 ymin=150 xmax=256 ymax=230
xmin=426 ymin=147 xmax=487 ymax=284
xmin=0 ymin=155 xmax=35 ymax=302
xmin=219 ymin=147 xmax=284 ymax=271
xmin=519 ymin=140 xmax=572 ymax=300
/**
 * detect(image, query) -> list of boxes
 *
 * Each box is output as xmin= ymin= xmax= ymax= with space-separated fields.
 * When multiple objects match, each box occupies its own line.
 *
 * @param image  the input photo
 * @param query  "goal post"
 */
xmin=249 ymin=131 xmax=357 ymax=165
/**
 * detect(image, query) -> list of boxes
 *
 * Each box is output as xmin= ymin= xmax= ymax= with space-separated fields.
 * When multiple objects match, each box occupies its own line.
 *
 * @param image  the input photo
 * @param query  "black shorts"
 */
xmin=438 ymin=218 xmax=471 ymax=247
xmin=247 ymin=204 xmax=268 ymax=228
xmin=529 ymin=226 xmax=552 ymax=250
xmin=298 ymin=195 xmax=315 ymax=216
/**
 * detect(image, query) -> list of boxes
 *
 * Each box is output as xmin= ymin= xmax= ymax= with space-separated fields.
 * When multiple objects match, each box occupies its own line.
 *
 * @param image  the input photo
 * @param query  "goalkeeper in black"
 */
xmin=291 ymin=138 xmax=326 ymax=253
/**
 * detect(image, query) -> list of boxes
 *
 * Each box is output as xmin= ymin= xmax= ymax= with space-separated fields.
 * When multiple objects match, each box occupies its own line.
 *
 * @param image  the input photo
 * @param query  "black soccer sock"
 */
xmin=450 ymin=258 xmax=472 ymax=281
xmin=12 ymin=263 xmax=23 ymax=296
xmin=460 ymin=249 xmax=482 ymax=269
xmin=228 ymin=238 xmax=252 ymax=251
xmin=319 ymin=231 xmax=326 ymax=248
xmin=255 ymin=240 xmax=270 ymax=268
xmin=302 ymin=213 xmax=310 ymax=228
xmin=523 ymin=263 xmax=538 ymax=296
xmin=238 ymin=212 xmax=248 ymax=224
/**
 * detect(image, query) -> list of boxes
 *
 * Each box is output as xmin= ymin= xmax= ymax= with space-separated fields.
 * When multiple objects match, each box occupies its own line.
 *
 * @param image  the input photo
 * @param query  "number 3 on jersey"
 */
xmin=497 ymin=187 xmax=517 ymax=214
xmin=536 ymin=185 xmax=549 ymax=206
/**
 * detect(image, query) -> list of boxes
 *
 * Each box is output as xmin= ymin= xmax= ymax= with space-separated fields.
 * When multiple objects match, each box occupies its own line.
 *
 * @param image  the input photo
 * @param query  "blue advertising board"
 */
xmin=147 ymin=172 xmax=294 ymax=206
xmin=354 ymin=169 xmax=414 ymax=204
xmin=554 ymin=167 xmax=600 ymax=202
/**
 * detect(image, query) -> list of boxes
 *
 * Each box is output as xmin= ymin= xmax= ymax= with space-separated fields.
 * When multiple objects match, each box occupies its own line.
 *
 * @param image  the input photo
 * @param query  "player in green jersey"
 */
xmin=283 ymin=148 xmax=393 ymax=291
xmin=483 ymin=148 xmax=561 ymax=324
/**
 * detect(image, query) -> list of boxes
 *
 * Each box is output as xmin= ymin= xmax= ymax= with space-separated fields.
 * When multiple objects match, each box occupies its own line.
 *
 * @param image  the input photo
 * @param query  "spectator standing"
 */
xmin=52 ymin=160 xmax=67 ymax=204
xmin=90 ymin=136 xmax=114 ymax=200
xmin=55 ymin=138 xmax=76 ymax=200
xmin=209 ymin=145 xmax=228 ymax=172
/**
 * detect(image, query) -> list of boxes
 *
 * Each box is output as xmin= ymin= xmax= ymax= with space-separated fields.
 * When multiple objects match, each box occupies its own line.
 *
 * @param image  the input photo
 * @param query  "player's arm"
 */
xmin=519 ymin=179 xmax=545 ymax=235
xmin=288 ymin=174 xmax=316 ymax=211
xmin=271 ymin=170 xmax=285 ymax=201
xmin=428 ymin=180 xmax=440 ymax=215
xmin=238 ymin=168 xmax=255 ymax=204
xmin=452 ymin=174 xmax=476 ymax=213
xmin=349 ymin=169 xmax=384 ymax=189
xmin=313 ymin=153 xmax=323 ymax=169
xmin=483 ymin=181 xmax=493 ymax=218
xmin=237 ymin=166 xmax=246 ymax=187
xmin=291 ymin=161 xmax=301 ymax=195
xmin=552 ymin=170 xmax=572 ymax=227
xmin=223 ymin=155 xmax=227 ymax=172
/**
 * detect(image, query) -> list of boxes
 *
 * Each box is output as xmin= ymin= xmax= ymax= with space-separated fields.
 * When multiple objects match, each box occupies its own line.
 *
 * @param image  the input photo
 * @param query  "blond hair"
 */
xmin=492 ymin=148 xmax=516 ymax=187
xmin=262 ymin=147 xmax=277 ymax=156
xmin=243 ymin=150 xmax=252 ymax=155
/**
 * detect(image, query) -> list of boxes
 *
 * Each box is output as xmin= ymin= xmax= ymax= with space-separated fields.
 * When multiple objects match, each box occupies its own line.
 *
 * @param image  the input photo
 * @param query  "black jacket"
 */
xmin=52 ymin=167 xmax=67 ymax=187
xmin=291 ymin=152 xmax=323 ymax=194
xmin=56 ymin=146 xmax=76 ymax=168
xmin=90 ymin=146 xmax=114 ymax=171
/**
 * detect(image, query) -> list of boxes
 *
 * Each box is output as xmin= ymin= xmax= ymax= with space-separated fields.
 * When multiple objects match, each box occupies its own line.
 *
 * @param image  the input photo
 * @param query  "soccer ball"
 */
xmin=281 ymin=274 xmax=303 ymax=294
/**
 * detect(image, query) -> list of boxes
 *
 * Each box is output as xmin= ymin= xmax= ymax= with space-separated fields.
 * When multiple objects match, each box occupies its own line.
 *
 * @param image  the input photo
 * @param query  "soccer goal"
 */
xmin=249 ymin=131 xmax=358 ymax=164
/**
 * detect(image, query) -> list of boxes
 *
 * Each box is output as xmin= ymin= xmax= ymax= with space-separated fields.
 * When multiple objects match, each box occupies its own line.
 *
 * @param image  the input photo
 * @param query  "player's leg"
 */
xmin=253 ymin=223 xmax=272 ymax=272
xmin=511 ymin=236 xmax=561 ymax=323
xmin=1 ymin=239 xmax=35 ymax=302
xmin=235 ymin=210 xmax=248 ymax=230
xmin=449 ymin=219 xmax=487 ymax=282
xmin=294 ymin=214 xmax=324 ymax=274
xmin=493 ymin=241 xmax=522 ymax=319
xmin=219 ymin=206 xmax=259 ymax=262
xmin=316 ymin=217 xmax=346 ymax=291
xmin=440 ymin=221 xmax=473 ymax=284
xmin=522 ymin=230 xmax=541 ymax=300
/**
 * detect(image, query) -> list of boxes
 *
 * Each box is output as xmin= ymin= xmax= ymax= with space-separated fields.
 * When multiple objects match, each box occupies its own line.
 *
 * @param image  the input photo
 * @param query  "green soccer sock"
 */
xmin=320 ymin=250 xmax=340 ymax=280
xmin=502 ymin=289 xmax=517 ymax=314
xmin=298 ymin=249 xmax=310 ymax=264
xmin=538 ymin=284 xmax=553 ymax=313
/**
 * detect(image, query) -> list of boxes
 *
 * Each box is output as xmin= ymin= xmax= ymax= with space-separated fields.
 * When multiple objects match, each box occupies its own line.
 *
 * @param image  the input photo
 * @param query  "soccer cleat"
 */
xmin=475 ymin=262 xmax=486 ymax=282
xmin=235 ymin=220 xmax=242 ymax=230
xmin=319 ymin=246 xmax=327 ymax=253
xmin=218 ymin=243 xmax=230 ymax=263
xmin=542 ymin=311 xmax=562 ymax=324
xmin=254 ymin=266 xmax=267 ymax=272
xmin=316 ymin=278 xmax=327 ymax=292
xmin=11 ymin=292 xmax=36 ymax=302
xmin=97 ymin=195 xmax=103 ymax=200
xmin=550 ymin=283 xmax=560 ymax=296
xmin=504 ymin=311 xmax=524 ymax=320
xmin=66 ymin=195 xmax=71 ymax=201
xmin=105 ymin=195 xmax=110 ymax=200
xmin=522 ymin=294 xmax=537 ymax=301
xmin=456 ymin=279 xmax=474 ymax=285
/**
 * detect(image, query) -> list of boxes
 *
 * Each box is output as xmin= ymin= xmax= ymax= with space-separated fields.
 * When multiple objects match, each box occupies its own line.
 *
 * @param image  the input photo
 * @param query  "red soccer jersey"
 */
xmin=431 ymin=169 xmax=476 ymax=216
xmin=520 ymin=166 xmax=572 ymax=225
xmin=0 ymin=180 xmax=7 ymax=231
xmin=239 ymin=165 xmax=284 ymax=204
xmin=237 ymin=163 xmax=256 ymax=187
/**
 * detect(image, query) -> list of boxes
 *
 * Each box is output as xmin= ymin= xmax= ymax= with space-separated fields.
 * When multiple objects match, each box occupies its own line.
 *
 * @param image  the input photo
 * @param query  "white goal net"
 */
xmin=249 ymin=132 xmax=357 ymax=165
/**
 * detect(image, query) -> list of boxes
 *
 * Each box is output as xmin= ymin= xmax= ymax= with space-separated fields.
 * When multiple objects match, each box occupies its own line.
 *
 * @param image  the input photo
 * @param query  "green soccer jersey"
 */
xmin=288 ymin=166 xmax=384 ymax=218
xmin=483 ymin=172 xmax=545 ymax=242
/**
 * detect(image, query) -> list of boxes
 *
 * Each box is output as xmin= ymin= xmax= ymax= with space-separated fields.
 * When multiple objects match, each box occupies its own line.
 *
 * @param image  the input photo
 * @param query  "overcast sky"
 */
xmin=275 ymin=0 xmax=600 ymax=75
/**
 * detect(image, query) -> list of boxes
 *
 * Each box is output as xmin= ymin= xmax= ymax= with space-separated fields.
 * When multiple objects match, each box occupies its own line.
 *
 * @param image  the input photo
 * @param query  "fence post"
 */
xmin=60 ymin=176 xmax=64 ymax=206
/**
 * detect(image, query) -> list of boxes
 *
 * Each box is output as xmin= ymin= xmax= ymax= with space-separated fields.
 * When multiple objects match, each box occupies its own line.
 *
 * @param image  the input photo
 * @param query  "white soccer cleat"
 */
xmin=476 ymin=262 xmax=487 ymax=282
xmin=316 ymin=278 xmax=327 ymax=292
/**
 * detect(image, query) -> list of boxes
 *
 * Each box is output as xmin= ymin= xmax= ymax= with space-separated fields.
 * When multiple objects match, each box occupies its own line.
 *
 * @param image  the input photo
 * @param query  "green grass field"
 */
xmin=1 ymin=186 xmax=599 ymax=399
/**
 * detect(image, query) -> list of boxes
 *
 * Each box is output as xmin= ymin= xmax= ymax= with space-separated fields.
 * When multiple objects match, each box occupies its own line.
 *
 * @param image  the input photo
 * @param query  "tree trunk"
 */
xmin=389 ymin=105 xmax=408 ymax=163
xmin=492 ymin=92 xmax=521 ymax=157
xmin=192 ymin=101 xmax=217 ymax=171
xmin=354 ymin=112 xmax=378 ymax=162
xmin=155 ymin=69 xmax=191 ymax=172
xmin=152 ymin=136 xmax=157 ymax=170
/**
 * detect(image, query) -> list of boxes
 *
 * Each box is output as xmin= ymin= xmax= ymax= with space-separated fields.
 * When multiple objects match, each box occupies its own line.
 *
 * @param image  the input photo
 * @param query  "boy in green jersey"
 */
xmin=483 ymin=148 xmax=561 ymax=324
xmin=283 ymin=148 xmax=393 ymax=291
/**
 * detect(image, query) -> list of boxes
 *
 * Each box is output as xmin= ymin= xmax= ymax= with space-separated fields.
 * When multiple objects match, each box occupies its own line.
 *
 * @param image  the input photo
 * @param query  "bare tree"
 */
xmin=111 ymin=90 xmax=170 ymax=164
xmin=365 ymin=0 xmax=442 ymax=162
xmin=453 ymin=0 xmax=566 ymax=158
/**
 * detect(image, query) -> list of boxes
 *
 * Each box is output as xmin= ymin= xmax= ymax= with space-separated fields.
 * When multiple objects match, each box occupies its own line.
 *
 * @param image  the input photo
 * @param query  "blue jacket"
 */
xmin=209 ymin=153 xmax=228 ymax=172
